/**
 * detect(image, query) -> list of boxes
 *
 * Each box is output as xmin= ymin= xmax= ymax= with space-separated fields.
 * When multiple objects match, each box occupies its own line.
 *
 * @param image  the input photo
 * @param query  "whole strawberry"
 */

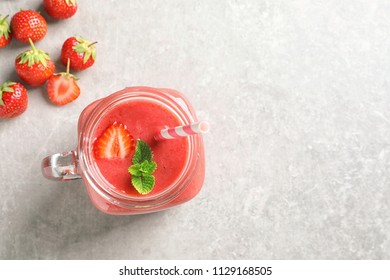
xmin=44 ymin=0 xmax=78 ymax=19
xmin=0 ymin=82 xmax=28 ymax=119
xmin=15 ymin=39 xmax=55 ymax=87
xmin=0 ymin=15 xmax=12 ymax=48
xmin=61 ymin=36 xmax=96 ymax=71
xmin=11 ymin=10 xmax=47 ymax=43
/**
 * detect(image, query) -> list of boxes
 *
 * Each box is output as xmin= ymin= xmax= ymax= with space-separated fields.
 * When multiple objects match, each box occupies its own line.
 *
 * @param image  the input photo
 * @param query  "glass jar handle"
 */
xmin=41 ymin=150 xmax=82 ymax=181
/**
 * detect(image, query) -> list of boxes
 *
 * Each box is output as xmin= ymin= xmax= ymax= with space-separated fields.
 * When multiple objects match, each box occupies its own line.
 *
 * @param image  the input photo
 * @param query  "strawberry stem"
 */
xmin=28 ymin=38 xmax=37 ymax=52
xmin=88 ymin=41 xmax=98 ymax=48
xmin=66 ymin=58 xmax=70 ymax=75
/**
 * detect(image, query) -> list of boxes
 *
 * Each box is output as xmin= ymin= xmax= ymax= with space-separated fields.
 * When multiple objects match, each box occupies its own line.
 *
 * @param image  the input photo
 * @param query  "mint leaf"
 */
xmin=140 ymin=161 xmax=157 ymax=175
xmin=128 ymin=164 xmax=142 ymax=176
xmin=131 ymin=175 xmax=155 ymax=195
xmin=132 ymin=140 xmax=153 ymax=164
xmin=128 ymin=140 xmax=157 ymax=195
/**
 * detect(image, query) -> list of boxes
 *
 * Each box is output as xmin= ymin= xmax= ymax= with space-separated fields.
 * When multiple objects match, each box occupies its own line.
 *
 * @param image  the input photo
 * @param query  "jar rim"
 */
xmin=78 ymin=87 xmax=201 ymax=210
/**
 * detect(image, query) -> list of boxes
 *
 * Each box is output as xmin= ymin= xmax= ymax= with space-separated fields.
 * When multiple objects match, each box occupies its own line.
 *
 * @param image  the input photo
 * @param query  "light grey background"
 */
xmin=1 ymin=0 xmax=389 ymax=259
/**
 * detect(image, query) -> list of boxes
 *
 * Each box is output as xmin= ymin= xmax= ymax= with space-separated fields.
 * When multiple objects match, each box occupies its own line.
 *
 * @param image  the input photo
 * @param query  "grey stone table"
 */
xmin=1 ymin=0 xmax=389 ymax=259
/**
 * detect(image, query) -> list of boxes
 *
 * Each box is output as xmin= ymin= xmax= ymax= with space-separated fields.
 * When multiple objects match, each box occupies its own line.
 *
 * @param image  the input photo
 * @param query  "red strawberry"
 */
xmin=46 ymin=59 xmax=80 ymax=106
xmin=44 ymin=0 xmax=78 ymax=20
xmin=10 ymin=10 xmax=47 ymax=43
xmin=0 ymin=15 xmax=12 ymax=48
xmin=61 ymin=36 xmax=96 ymax=70
xmin=94 ymin=122 xmax=135 ymax=159
xmin=0 ymin=82 xmax=28 ymax=119
xmin=15 ymin=38 xmax=55 ymax=87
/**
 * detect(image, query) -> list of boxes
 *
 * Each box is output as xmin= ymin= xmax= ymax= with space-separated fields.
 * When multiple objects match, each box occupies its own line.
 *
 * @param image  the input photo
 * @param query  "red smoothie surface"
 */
xmin=93 ymin=100 xmax=188 ymax=196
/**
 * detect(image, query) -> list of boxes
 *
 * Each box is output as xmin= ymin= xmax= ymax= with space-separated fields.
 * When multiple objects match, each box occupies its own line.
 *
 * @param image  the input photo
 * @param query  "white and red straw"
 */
xmin=155 ymin=121 xmax=210 ymax=141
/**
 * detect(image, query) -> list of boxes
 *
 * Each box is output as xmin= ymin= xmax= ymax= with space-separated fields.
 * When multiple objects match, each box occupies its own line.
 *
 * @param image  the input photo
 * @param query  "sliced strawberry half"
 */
xmin=47 ymin=74 xmax=80 ymax=105
xmin=46 ymin=58 xmax=80 ymax=106
xmin=94 ymin=122 xmax=135 ymax=159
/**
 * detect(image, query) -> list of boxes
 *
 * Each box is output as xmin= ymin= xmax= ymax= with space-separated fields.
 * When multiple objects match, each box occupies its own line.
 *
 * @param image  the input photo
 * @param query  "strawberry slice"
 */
xmin=46 ymin=58 xmax=80 ymax=106
xmin=47 ymin=74 xmax=80 ymax=105
xmin=94 ymin=122 xmax=135 ymax=159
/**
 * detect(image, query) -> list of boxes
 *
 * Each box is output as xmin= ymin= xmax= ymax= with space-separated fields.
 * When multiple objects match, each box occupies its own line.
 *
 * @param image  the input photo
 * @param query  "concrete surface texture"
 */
xmin=0 ymin=0 xmax=389 ymax=259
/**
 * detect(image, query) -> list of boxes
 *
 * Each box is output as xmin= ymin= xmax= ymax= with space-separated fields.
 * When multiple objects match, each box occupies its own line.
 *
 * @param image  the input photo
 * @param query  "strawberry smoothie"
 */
xmin=73 ymin=87 xmax=206 ymax=214
xmin=93 ymin=99 xmax=189 ymax=197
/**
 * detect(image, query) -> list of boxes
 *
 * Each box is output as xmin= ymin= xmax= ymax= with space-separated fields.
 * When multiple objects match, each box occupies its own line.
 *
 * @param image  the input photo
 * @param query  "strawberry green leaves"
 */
xmin=0 ymin=81 xmax=16 ymax=106
xmin=128 ymin=140 xmax=157 ymax=195
xmin=65 ymin=0 xmax=77 ymax=6
xmin=17 ymin=38 xmax=51 ymax=67
xmin=0 ymin=15 xmax=11 ymax=41
xmin=73 ymin=37 xmax=97 ymax=64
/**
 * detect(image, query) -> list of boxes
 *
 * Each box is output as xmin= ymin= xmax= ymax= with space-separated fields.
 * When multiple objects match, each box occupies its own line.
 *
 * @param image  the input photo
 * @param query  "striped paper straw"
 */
xmin=155 ymin=121 xmax=210 ymax=141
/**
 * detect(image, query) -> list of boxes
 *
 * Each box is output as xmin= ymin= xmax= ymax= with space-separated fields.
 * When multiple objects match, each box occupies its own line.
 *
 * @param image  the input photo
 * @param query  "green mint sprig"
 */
xmin=128 ymin=140 xmax=157 ymax=195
